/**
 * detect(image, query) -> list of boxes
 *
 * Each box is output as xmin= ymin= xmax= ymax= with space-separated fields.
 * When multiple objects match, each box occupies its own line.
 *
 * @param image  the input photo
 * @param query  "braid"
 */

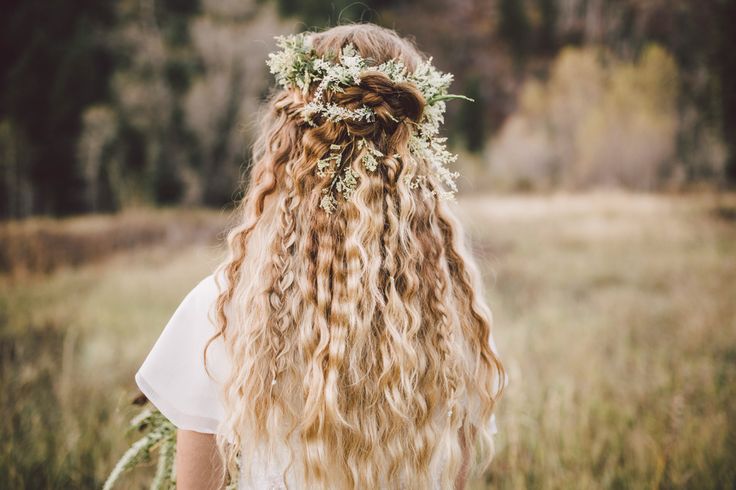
xmin=270 ymin=162 xmax=300 ymax=383
xmin=331 ymin=72 xmax=425 ymax=140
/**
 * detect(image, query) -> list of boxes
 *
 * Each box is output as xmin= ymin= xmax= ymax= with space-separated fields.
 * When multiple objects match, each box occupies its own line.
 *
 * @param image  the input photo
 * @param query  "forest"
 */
xmin=2 ymin=0 xmax=735 ymax=218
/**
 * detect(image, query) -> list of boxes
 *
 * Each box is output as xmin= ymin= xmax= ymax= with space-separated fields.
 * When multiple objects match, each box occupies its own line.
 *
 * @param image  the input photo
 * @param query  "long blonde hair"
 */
xmin=209 ymin=23 xmax=504 ymax=489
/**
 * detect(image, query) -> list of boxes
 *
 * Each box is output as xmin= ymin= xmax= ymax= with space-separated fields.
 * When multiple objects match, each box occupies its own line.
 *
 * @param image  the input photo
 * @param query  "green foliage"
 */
xmin=103 ymin=408 xmax=177 ymax=490
xmin=3 ymin=0 xmax=736 ymax=218
xmin=105 ymin=405 xmax=240 ymax=490
xmin=0 ymin=0 xmax=114 ymax=217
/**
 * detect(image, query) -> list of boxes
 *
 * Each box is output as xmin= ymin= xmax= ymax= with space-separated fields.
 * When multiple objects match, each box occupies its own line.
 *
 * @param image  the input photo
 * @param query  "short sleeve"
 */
xmin=135 ymin=273 xmax=230 ymax=434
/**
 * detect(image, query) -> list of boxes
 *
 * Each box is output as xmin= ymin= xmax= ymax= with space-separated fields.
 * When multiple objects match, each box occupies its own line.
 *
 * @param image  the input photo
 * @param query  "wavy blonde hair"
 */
xmin=208 ymin=24 xmax=504 ymax=490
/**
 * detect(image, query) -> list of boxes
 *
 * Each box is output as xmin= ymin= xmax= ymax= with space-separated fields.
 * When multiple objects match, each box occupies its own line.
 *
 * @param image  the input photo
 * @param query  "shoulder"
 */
xmin=183 ymin=272 xmax=221 ymax=311
xmin=173 ymin=270 xmax=229 ymax=329
xmin=135 ymin=271 xmax=231 ymax=434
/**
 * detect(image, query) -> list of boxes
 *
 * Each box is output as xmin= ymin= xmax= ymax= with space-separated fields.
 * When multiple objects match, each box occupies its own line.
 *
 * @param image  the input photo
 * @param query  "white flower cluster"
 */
xmin=357 ymin=138 xmax=383 ymax=172
xmin=266 ymin=33 xmax=472 ymax=212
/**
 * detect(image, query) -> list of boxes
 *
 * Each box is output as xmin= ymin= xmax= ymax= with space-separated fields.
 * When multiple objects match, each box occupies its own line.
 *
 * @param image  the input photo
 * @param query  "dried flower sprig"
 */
xmin=266 ymin=33 xmax=472 ymax=213
xmin=103 ymin=408 xmax=176 ymax=490
xmin=357 ymin=138 xmax=383 ymax=172
xmin=104 ymin=405 xmax=241 ymax=490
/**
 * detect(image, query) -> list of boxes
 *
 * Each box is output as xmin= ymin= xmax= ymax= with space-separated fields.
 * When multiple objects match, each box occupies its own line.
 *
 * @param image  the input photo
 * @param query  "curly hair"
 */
xmin=207 ymin=24 xmax=505 ymax=489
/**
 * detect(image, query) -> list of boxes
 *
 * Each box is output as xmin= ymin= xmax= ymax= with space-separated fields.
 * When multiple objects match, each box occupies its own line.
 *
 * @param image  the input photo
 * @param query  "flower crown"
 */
xmin=266 ymin=33 xmax=472 ymax=213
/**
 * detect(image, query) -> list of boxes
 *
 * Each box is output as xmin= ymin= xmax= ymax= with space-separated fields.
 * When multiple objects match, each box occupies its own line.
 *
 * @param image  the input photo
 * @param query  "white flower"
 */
xmin=358 ymin=138 xmax=383 ymax=172
xmin=266 ymin=33 xmax=470 ymax=212
xmin=320 ymin=192 xmax=338 ymax=213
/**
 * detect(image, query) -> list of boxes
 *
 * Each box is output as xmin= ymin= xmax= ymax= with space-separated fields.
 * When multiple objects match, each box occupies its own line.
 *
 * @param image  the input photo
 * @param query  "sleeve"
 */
xmin=134 ymin=273 xmax=230 ymax=434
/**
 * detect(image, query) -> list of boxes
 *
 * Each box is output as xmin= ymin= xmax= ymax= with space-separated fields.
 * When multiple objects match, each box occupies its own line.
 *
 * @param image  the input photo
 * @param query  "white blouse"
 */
xmin=135 ymin=273 xmax=499 ymax=488
xmin=135 ymin=274 xmax=229 ymax=435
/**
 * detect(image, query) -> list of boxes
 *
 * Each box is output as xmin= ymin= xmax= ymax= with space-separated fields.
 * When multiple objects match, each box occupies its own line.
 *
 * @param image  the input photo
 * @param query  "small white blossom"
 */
xmin=357 ymin=139 xmax=383 ymax=171
xmin=316 ymin=146 xmax=342 ymax=177
xmin=266 ymin=33 xmax=470 ymax=211
xmin=335 ymin=167 xmax=359 ymax=198
xmin=320 ymin=192 xmax=337 ymax=213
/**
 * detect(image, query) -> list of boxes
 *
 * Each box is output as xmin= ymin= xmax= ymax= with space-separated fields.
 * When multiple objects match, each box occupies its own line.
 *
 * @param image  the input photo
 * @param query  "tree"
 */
xmin=0 ymin=0 xmax=114 ymax=217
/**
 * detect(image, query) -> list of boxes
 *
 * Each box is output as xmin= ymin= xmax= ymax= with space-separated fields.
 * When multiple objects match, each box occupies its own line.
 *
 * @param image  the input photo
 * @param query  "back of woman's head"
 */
xmin=211 ymin=23 xmax=504 ymax=489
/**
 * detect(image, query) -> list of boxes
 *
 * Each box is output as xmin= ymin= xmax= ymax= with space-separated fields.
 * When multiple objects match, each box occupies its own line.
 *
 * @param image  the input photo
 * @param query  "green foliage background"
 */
xmin=1 ymin=0 xmax=735 ymax=218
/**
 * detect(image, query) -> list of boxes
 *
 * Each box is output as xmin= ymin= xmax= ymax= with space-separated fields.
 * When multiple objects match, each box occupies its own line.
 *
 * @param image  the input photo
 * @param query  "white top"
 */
xmin=135 ymin=273 xmax=499 ymax=488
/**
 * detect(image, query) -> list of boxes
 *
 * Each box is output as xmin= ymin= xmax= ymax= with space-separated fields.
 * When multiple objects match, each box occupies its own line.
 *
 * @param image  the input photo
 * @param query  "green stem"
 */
xmin=427 ymin=94 xmax=475 ymax=105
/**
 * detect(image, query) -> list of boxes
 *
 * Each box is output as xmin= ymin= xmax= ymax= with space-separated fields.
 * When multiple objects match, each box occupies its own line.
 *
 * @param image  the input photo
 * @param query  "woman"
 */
xmin=135 ymin=23 xmax=505 ymax=490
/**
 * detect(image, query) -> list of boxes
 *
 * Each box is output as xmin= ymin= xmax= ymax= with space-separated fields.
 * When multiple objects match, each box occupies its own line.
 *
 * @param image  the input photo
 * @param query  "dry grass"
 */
xmin=1 ymin=193 xmax=734 ymax=489
xmin=0 ymin=208 xmax=230 ymax=276
xmin=464 ymin=192 xmax=736 ymax=489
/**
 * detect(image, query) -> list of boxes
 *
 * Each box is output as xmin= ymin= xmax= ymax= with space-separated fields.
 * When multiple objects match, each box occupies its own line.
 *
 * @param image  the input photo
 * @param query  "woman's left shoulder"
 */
xmin=134 ymin=270 xmax=230 ymax=434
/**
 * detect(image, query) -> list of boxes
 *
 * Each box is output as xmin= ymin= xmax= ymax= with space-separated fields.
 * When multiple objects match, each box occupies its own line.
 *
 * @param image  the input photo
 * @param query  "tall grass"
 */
xmin=0 ymin=242 xmax=225 ymax=488
xmin=0 ymin=208 xmax=230 ymax=276
xmin=1 ymin=194 xmax=734 ymax=489
xmin=466 ymin=193 xmax=736 ymax=489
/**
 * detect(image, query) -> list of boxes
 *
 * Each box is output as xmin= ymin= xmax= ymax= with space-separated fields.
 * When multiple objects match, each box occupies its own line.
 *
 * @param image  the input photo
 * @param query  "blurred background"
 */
xmin=1 ymin=0 xmax=735 ymax=488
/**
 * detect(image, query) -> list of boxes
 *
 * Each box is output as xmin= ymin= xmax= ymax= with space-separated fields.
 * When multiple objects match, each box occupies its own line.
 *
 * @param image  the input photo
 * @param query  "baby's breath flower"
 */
xmin=316 ymin=145 xmax=342 ymax=177
xmin=266 ymin=33 xmax=471 ymax=211
xmin=335 ymin=167 xmax=359 ymax=198
xmin=357 ymin=139 xmax=383 ymax=171
xmin=103 ymin=409 xmax=177 ymax=490
xmin=320 ymin=192 xmax=338 ymax=213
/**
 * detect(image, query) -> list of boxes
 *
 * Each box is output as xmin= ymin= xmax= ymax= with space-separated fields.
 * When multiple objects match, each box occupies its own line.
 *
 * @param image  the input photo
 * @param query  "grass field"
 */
xmin=1 ymin=193 xmax=735 ymax=489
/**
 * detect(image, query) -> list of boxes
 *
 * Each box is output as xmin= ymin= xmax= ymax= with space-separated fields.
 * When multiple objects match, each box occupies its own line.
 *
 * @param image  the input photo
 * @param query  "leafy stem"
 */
xmin=427 ymin=94 xmax=475 ymax=105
